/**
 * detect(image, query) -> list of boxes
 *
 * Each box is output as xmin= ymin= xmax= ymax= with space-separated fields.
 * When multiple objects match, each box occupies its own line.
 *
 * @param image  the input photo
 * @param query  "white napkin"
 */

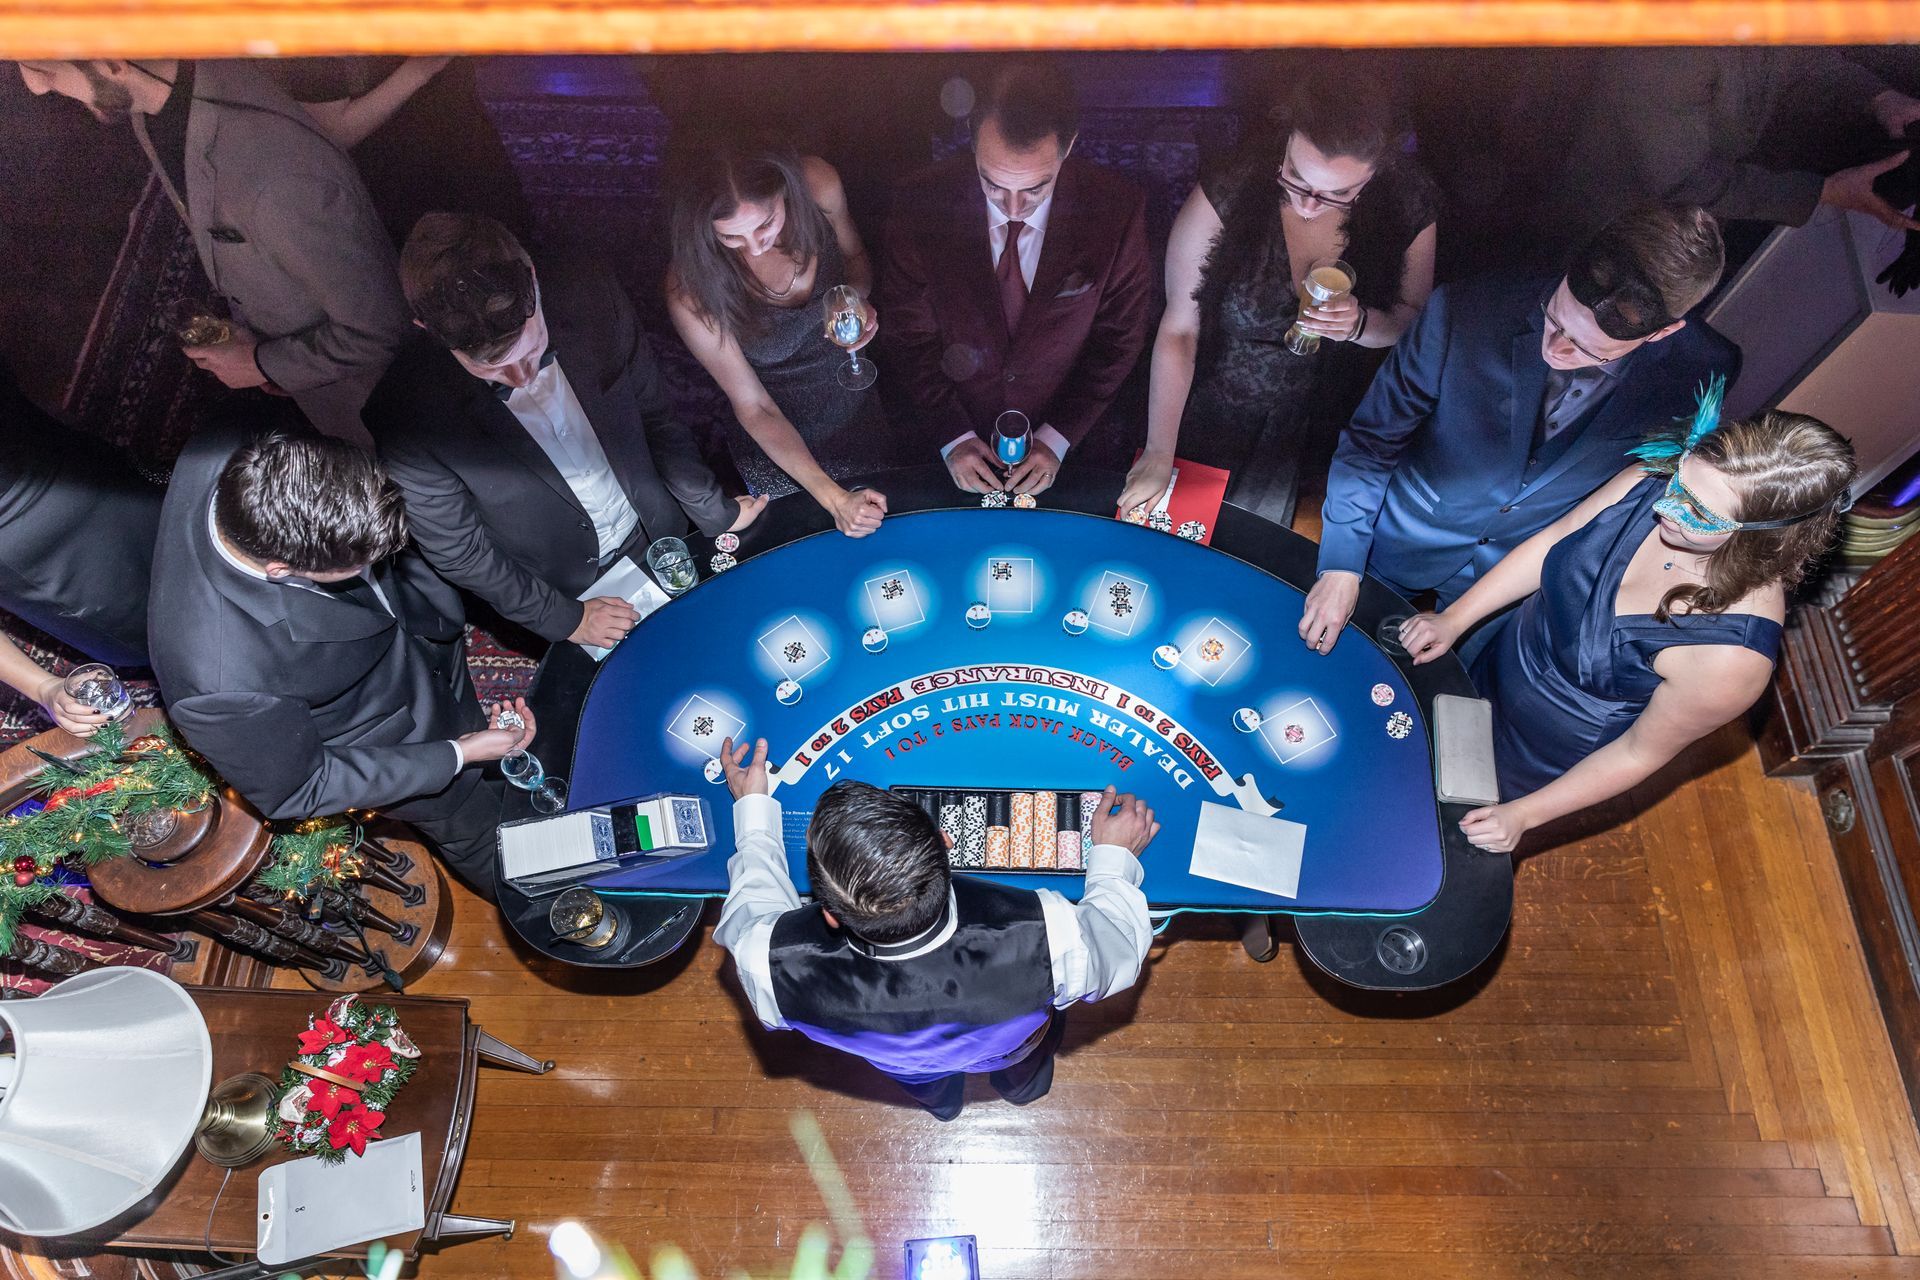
xmin=577 ymin=556 xmax=672 ymax=661
xmin=1189 ymin=800 xmax=1307 ymax=899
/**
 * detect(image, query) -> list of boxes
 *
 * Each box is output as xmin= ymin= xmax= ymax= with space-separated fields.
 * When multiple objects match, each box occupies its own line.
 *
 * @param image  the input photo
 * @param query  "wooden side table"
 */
xmin=85 ymin=986 xmax=551 ymax=1273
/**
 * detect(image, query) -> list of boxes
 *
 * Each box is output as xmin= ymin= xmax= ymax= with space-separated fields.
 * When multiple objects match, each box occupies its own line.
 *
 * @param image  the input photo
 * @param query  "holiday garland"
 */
xmin=255 ymin=816 xmax=364 ymax=900
xmin=274 ymin=993 xmax=420 ymax=1162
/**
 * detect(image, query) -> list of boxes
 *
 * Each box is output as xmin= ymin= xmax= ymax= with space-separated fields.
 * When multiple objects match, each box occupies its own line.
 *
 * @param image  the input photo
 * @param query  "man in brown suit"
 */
xmin=19 ymin=59 xmax=411 ymax=446
xmin=878 ymin=62 xmax=1153 ymax=497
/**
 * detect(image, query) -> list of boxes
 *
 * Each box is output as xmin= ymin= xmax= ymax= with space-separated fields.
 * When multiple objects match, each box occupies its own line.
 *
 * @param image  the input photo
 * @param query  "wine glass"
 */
xmin=993 ymin=409 xmax=1031 ymax=469
xmin=1284 ymin=258 xmax=1356 ymax=356
xmin=823 ymin=285 xmax=877 ymax=391
xmin=63 ymin=663 xmax=132 ymax=722
xmin=502 ymin=749 xmax=568 ymax=814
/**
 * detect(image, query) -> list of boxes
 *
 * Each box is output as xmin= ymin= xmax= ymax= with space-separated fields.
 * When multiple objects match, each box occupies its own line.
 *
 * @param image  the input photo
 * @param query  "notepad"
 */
xmin=256 ymin=1131 xmax=424 ymax=1265
xmin=577 ymin=556 xmax=673 ymax=661
xmin=1189 ymin=801 xmax=1307 ymax=899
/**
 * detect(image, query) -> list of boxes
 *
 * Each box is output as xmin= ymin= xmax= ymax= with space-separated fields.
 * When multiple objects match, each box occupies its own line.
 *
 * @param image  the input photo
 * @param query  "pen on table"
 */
xmin=632 ymin=903 xmax=695 ymax=950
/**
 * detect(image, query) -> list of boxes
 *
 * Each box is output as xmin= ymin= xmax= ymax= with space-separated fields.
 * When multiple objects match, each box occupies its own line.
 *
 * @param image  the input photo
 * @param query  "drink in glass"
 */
xmin=994 ymin=409 xmax=1031 ymax=468
xmin=502 ymin=749 xmax=568 ymax=814
xmin=63 ymin=663 xmax=131 ymax=722
xmin=823 ymin=285 xmax=877 ymax=391
xmin=1284 ymin=258 xmax=1355 ymax=356
xmin=646 ymin=536 xmax=699 ymax=596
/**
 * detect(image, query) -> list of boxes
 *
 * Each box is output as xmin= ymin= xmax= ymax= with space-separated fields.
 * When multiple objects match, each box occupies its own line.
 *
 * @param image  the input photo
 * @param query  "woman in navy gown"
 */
xmin=1398 ymin=393 xmax=1856 ymax=853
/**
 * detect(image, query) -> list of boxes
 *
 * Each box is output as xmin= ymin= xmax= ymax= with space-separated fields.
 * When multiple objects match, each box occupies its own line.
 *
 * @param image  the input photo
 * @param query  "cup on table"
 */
xmin=502 ymin=749 xmax=568 ymax=814
xmin=646 ymin=536 xmax=699 ymax=596
xmin=1284 ymin=258 xmax=1355 ymax=356
xmin=63 ymin=663 xmax=132 ymax=722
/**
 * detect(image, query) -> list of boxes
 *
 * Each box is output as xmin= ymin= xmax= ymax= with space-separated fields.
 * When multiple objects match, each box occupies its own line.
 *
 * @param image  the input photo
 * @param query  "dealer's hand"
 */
xmin=945 ymin=437 xmax=1003 ymax=493
xmin=571 ymin=596 xmax=639 ymax=649
xmin=457 ymin=697 xmax=538 ymax=764
xmin=1299 ymin=571 xmax=1360 ymax=654
xmin=1400 ymin=611 xmax=1462 ymax=665
xmin=184 ymin=324 xmax=271 ymax=389
xmin=721 ymin=736 xmax=770 ymax=799
xmin=1459 ymin=799 xmax=1534 ymax=854
xmin=1006 ymin=439 xmax=1061 ymax=496
xmin=1089 ymin=785 xmax=1159 ymax=857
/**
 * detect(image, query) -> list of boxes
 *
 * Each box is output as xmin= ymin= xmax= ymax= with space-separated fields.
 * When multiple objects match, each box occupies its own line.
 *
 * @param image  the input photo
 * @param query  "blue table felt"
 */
xmin=569 ymin=508 xmax=1444 ymax=914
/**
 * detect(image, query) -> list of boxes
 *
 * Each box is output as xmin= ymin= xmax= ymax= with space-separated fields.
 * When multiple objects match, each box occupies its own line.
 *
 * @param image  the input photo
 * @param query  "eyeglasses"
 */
xmin=1275 ymin=142 xmax=1364 ymax=211
xmin=1537 ymin=299 xmax=1627 ymax=367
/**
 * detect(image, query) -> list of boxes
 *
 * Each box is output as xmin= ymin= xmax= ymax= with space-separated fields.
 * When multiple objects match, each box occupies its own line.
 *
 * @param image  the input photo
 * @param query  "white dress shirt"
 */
xmin=504 ymin=358 xmax=640 ymax=562
xmin=715 ymin=793 xmax=1154 ymax=1031
xmin=206 ymin=497 xmax=465 ymax=777
xmin=941 ymin=193 xmax=1073 ymax=464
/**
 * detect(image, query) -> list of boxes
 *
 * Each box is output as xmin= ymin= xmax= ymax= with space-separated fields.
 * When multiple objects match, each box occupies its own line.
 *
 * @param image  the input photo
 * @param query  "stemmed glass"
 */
xmin=823 ymin=285 xmax=877 ymax=391
xmin=63 ymin=664 xmax=132 ymax=722
xmin=993 ymin=409 xmax=1031 ymax=469
xmin=502 ymin=749 xmax=568 ymax=815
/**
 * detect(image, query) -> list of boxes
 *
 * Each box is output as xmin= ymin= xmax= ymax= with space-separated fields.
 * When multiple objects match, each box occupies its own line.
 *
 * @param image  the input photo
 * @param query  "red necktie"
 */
xmin=997 ymin=220 xmax=1029 ymax=332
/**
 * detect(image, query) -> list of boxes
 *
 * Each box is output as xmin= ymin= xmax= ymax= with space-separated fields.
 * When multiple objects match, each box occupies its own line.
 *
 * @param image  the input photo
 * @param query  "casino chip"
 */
xmin=1199 ymin=637 xmax=1226 ymax=663
xmin=710 ymin=552 xmax=737 ymax=573
xmin=1386 ymin=710 xmax=1414 ymax=740
xmin=1122 ymin=505 xmax=1149 ymax=526
xmin=1147 ymin=511 xmax=1173 ymax=533
xmin=1371 ymin=682 xmax=1395 ymax=707
xmin=980 ymin=490 xmax=1012 ymax=508
xmin=1176 ymin=519 xmax=1207 ymax=541
xmin=1013 ymin=493 xmax=1038 ymax=509
xmin=714 ymin=532 xmax=740 ymax=554
xmin=702 ymin=757 xmax=724 ymax=784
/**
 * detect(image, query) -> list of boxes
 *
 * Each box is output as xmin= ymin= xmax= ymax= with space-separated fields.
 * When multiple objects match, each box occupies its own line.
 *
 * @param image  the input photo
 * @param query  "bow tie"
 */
xmin=489 ymin=346 xmax=559 ymax=400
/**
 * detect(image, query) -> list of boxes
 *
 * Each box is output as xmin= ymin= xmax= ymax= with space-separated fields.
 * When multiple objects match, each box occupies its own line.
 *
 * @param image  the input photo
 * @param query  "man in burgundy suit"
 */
xmin=879 ymin=62 xmax=1154 ymax=496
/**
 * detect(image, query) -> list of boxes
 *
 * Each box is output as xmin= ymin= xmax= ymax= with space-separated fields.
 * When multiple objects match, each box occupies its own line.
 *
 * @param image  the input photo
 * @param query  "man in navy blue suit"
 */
xmin=1300 ymin=205 xmax=1741 ymax=654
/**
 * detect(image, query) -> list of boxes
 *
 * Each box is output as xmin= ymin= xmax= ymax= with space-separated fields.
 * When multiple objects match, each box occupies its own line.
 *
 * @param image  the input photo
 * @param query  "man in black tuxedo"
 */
xmin=364 ymin=213 xmax=761 ymax=649
xmin=147 ymin=423 xmax=534 ymax=899
xmin=0 ymin=359 xmax=159 ymax=668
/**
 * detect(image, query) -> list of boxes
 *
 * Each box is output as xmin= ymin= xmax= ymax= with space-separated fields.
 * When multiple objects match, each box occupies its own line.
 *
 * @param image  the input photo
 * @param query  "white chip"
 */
xmin=1176 ymin=519 xmax=1206 ymax=541
xmin=1371 ymin=682 xmax=1395 ymax=707
xmin=1148 ymin=511 xmax=1173 ymax=532
xmin=710 ymin=552 xmax=737 ymax=573
xmin=980 ymin=490 xmax=1011 ymax=508
xmin=1386 ymin=710 xmax=1414 ymax=740
xmin=714 ymin=532 xmax=740 ymax=553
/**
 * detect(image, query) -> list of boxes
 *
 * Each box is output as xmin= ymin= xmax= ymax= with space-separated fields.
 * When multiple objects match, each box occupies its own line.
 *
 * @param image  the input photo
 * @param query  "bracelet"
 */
xmin=1348 ymin=308 xmax=1369 ymax=343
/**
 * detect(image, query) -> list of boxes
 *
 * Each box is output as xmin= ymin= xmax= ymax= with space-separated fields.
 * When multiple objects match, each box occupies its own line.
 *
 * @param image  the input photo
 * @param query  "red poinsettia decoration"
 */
xmin=326 ymin=1103 xmax=385 ymax=1157
xmin=296 ymin=1017 xmax=352 ymax=1055
xmin=307 ymin=1078 xmax=361 ymax=1120
xmin=332 ymin=1041 xmax=395 ymax=1084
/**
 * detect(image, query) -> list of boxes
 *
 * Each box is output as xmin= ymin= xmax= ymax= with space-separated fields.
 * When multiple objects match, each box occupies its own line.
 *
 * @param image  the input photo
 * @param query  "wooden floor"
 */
xmin=271 ymin=718 xmax=1920 ymax=1279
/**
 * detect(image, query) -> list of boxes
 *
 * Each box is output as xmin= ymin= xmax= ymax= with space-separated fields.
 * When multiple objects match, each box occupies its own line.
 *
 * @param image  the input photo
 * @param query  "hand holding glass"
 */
xmin=63 ymin=664 xmax=131 ymax=722
xmin=993 ymin=409 xmax=1031 ymax=468
xmin=1285 ymin=258 xmax=1356 ymax=356
xmin=823 ymin=285 xmax=877 ymax=391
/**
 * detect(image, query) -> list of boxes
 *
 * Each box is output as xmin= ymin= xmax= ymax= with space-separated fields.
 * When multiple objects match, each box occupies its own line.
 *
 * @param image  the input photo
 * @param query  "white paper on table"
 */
xmin=577 ymin=555 xmax=673 ymax=661
xmin=1189 ymin=800 xmax=1307 ymax=899
xmin=257 ymin=1130 xmax=425 ymax=1265
xmin=1152 ymin=467 xmax=1180 ymax=516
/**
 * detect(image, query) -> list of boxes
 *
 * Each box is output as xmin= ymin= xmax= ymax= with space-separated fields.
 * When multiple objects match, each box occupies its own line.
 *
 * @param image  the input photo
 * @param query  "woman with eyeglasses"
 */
xmin=1119 ymin=66 xmax=1439 ymax=523
xmin=1397 ymin=387 xmax=1857 ymax=853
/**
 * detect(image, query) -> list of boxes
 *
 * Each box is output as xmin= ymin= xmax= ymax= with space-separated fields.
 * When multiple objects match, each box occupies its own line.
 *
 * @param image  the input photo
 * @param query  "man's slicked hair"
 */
xmin=970 ymin=60 xmax=1080 ymax=154
xmin=399 ymin=212 xmax=536 ymax=359
xmin=214 ymin=431 xmax=410 ymax=574
xmin=1566 ymin=204 xmax=1725 ymax=341
xmin=806 ymin=780 xmax=952 ymax=944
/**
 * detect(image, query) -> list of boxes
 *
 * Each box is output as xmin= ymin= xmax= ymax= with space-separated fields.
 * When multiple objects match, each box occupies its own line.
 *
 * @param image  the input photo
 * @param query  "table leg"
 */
xmin=475 ymin=1028 xmax=555 ymax=1074
xmin=435 ymin=1213 xmax=516 ymax=1242
xmin=1240 ymin=914 xmax=1279 ymax=964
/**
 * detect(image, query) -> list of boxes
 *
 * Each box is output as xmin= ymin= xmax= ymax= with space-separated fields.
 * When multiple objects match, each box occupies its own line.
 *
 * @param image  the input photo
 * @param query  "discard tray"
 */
xmin=890 ymin=786 xmax=1106 ymax=875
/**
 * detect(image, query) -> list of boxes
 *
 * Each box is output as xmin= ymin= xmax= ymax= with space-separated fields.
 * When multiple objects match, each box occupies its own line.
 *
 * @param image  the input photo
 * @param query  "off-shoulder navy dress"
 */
xmin=1469 ymin=476 xmax=1783 ymax=799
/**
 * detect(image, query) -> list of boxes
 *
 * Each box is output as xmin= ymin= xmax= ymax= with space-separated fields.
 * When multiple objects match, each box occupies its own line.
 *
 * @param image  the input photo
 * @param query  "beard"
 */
xmin=78 ymin=66 xmax=135 ymax=123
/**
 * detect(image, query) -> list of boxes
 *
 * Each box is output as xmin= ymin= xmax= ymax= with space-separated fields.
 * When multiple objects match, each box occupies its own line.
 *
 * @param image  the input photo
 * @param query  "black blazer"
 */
xmin=365 ymin=262 xmax=733 ymax=642
xmin=0 ymin=363 xmax=160 ymax=667
xmin=148 ymin=420 xmax=480 ymax=822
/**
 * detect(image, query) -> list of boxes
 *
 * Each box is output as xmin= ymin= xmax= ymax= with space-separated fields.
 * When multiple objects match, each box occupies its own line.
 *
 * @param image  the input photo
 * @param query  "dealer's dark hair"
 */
xmin=399 ymin=212 xmax=537 ymax=361
xmin=667 ymin=140 xmax=835 ymax=342
xmin=1642 ymin=410 xmax=1856 ymax=622
xmin=969 ymin=60 xmax=1080 ymax=153
xmin=214 ymin=431 xmax=410 ymax=574
xmin=806 ymin=780 xmax=952 ymax=945
xmin=1565 ymin=204 xmax=1724 ymax=342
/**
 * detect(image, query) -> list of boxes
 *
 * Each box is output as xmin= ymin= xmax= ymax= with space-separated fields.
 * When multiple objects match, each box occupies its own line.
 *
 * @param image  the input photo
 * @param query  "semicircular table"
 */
xmin=502 ymin=464 xmax=1511 ymax=990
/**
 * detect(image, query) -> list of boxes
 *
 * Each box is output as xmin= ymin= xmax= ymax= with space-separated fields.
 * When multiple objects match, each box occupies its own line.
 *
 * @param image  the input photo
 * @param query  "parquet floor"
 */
xmin=273 ymin=716 xmax=1920 ymax=1279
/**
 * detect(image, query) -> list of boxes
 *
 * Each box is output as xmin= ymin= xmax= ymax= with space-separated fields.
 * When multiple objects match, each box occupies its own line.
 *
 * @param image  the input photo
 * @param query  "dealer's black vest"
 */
xmin=769 ymin=877 xmax=1055 ymax=1076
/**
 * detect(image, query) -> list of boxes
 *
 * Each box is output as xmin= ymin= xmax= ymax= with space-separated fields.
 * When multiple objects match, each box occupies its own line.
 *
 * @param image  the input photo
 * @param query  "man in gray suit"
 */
xmin=148 ymin=423 xmax=534 ymax=899
xmin=18 ymin=59 xmax=411 ymax=445
xmin=365 ymin=214 xmax=763 ymax=649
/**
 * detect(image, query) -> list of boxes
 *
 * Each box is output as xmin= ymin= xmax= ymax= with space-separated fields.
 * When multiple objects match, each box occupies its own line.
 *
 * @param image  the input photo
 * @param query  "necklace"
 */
xmin=757 ymin=254 xmax=804 ymax=300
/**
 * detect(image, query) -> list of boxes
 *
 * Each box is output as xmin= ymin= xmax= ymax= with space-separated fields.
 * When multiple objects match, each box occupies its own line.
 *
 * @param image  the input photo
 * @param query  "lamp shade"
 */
xmin=0 ymin=968 xmax=213 ymax=1236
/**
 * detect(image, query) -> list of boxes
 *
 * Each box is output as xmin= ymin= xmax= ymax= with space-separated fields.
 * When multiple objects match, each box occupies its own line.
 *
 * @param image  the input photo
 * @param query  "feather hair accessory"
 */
xmin=1628 ymin=373 xmax=1727 ymax=473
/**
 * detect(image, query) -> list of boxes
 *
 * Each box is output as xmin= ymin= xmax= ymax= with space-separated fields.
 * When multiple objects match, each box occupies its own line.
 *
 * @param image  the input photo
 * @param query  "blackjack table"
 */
xmin=500 ymin=465 xmax=1511 ymax=991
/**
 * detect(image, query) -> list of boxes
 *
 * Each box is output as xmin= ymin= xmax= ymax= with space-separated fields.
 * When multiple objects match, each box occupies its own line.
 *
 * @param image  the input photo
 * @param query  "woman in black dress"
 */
xmin=667 ymin=142 xmax=891 ymax=537
xmin=1121 ymin=69 xmax=1440 ymax=525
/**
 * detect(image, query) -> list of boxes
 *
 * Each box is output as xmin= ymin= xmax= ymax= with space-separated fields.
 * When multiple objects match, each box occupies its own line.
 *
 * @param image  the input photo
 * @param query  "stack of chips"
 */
xmin=1009 ymin=792 xmax=1034 ymax=868
xmin=985 ymin=793 xmax=1011 ymax=868
xmin=1055 ymin=794 xmax=1081 ymax=868
xmin=1076 ymin=791 xmax=1102 ymax=869
xmin=938 ymin=792 xmax=964 ymax=860
xmin=1032 ymin=790 xmax=1058 ymax=868
xmin=959 ymin=793 xmax=988 ymax=867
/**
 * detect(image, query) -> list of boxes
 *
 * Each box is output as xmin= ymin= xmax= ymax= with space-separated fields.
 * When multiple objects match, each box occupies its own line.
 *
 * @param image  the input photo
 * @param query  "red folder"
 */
xmin=1115 ymin=455 xmax=1231 ymax=546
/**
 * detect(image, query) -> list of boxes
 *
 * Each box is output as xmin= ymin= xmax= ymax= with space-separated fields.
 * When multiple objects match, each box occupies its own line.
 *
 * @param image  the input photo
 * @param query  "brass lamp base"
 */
xmin=195 ymin=1071 xmax=279 ymax=1167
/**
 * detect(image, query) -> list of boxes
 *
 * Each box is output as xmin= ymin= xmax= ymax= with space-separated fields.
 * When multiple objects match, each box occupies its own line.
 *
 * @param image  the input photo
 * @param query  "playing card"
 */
xmin=1089 ymin=570 xmax=1149 ymax=637
xmin=1259 ymin=696 xmax=1338 ymax=765
xmin=864 ymin=570 xmax=926 ymax=631
xmin=984 ymin=557 xmax=1036 ymax=613
xmin=666 ymin=694 xmax=747 ymax=759
xmin=756 ymin=615 xmax=830 ymax=681
xmin=1178 ymin=617 xmax=1252 ymax=686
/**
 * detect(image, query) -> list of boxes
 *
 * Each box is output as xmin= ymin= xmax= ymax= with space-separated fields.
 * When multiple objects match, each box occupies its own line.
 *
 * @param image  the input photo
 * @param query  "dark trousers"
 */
xmin=387 ymin=766 xmax=506 ymax=902
xmin=884 ymin=1008 xmax=1067 ymax=1119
